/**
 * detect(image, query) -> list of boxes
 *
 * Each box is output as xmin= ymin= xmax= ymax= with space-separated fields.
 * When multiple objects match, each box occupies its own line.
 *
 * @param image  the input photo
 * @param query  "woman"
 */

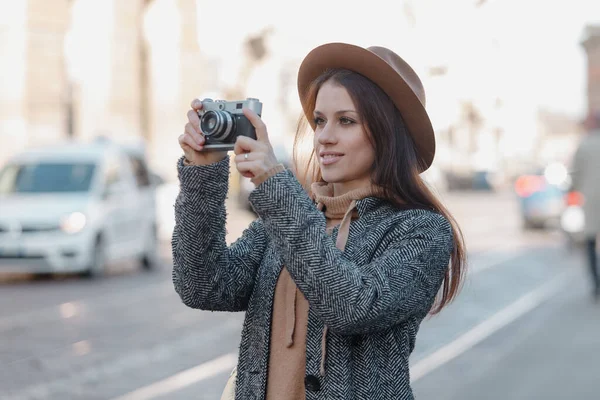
xmin=173 ymin=43 xmax=467 ymax=399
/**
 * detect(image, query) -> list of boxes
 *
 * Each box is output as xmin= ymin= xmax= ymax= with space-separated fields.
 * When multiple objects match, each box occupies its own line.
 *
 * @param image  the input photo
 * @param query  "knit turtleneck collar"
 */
xmin=311 ymin=181 xmax=381 ymax=219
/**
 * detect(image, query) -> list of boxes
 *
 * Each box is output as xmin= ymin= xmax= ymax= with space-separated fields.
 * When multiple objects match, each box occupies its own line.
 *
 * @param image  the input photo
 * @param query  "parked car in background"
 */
xmin=0 ymin=139 xmax=159 ymax=277
xmin=514 ymin=163 xmax=585 ymax=246
xmin=514 ymin=162 xmax=569 ymax=230
xmin=513 ymin=162 xmax=586 ymax=245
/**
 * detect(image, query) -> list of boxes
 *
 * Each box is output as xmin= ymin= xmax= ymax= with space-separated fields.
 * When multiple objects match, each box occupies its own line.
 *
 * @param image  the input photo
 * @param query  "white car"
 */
xmin=0 ymin=140 xmax=159 ymax=277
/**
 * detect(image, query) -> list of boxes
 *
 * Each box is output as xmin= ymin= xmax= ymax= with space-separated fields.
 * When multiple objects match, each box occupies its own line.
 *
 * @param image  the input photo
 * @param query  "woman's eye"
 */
xmin=313 ymin=117 xmax=325 ymax=126
xmin=340 ymin=117 xmax=355 ymax=125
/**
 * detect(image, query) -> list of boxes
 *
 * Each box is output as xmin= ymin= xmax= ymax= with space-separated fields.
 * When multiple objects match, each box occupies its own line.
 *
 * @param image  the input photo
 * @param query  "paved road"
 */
xmin=1 ymin=191 xmax=595 ymax=399
xmin=412 ymin=262 xmax=600 ymax=400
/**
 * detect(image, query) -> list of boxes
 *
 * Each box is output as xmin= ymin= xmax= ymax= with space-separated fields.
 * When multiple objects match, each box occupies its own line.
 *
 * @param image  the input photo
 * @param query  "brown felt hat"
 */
xmin=297 ymin=43 xmax=435 ymax=172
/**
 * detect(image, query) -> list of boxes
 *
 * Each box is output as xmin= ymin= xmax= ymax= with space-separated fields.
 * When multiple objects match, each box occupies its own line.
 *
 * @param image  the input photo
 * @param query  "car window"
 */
xmin=128 ymin=155 xmax=151 ymax=188
xmin=0 ymin=162 xmax=96 ymax=194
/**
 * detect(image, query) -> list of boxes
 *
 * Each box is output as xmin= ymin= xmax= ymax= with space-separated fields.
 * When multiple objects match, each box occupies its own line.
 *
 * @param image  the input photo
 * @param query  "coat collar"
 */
xmin=355 ymin=196 xmax=388 ymax=217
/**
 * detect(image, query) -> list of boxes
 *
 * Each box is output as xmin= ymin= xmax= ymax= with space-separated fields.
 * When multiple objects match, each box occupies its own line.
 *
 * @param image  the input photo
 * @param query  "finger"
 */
xmin=185 ymin=122 xmax=204 ymax=146
xmin=242 ymin=108 xmax=269 ymax=142
xmin=187 ymin=109 xmax=202 ymax=133
xmin=235 ymin=159 xmax=259 ymax=178
xmin=233 ymin=136 xmax=257 ymax=155
xmin=180 ymin=133 xmax=203 ymax=152
xmin=234 ymin=152 xmax=254 ymax=164
xmin=190 ymin=98 xmax=203 ymax=111
xmin=180 ymin=142 xmax=198 ymax=156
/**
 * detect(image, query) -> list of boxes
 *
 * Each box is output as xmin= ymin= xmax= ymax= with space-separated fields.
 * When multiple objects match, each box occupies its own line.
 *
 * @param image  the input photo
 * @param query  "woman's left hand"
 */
xmin=233 ymin=108 xmax=280 ymax=181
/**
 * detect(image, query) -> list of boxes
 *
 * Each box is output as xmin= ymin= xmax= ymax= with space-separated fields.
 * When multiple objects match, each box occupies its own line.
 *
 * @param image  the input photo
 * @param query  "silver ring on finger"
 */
xmin=244 ymin=153 xmax=249 ymax=161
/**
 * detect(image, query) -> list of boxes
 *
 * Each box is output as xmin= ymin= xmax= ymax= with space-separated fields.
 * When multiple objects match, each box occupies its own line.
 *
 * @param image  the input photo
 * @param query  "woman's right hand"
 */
xmin=178 ymin=99 xmax=228 ymax=165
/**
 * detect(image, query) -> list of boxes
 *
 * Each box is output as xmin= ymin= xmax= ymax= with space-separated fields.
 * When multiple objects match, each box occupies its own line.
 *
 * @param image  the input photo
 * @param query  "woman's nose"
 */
xmin=317 ymin=124 xmax=337 ymax=145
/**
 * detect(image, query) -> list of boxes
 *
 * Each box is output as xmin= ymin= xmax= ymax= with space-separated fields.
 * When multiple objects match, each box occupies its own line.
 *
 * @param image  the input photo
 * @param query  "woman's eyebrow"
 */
xmin=313 ymin=109 xmax=358 ymax=116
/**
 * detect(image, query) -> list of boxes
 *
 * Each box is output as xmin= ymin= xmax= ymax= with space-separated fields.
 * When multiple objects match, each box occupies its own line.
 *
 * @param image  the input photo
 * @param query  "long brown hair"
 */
xmin=293 ymin=68 xmax=467 ymax=314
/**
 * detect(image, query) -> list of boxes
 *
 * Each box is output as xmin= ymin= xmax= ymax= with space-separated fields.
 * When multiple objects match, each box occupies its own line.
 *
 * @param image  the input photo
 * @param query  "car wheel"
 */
xmin=81 ymin=236 xmax=105 ymax=278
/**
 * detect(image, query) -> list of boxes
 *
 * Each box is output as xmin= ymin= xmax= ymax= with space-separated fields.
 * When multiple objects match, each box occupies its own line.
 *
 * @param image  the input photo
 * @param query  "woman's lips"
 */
xmin=320 ymin=154 xmax=343 ymax=165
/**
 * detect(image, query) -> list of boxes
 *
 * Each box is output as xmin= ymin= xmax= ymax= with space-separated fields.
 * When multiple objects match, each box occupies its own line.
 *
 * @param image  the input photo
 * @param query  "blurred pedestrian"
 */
xmin=173 ymin=43 xmax=467 ymax=399
xmin=571 ymin=112 xmax=600 ymax=300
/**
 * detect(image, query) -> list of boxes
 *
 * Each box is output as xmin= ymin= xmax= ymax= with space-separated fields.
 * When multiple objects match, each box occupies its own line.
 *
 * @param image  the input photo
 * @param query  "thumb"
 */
xmin=243 ymin=108 xmax=269 ymax=142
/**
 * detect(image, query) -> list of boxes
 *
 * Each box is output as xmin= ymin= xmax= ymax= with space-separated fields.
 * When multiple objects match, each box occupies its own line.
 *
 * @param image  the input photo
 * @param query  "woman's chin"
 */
xmin=320 ymin=173 xmax=341 ymax=184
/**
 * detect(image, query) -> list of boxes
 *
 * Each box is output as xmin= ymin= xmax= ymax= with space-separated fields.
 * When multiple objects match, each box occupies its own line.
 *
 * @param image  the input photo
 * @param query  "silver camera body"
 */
xmin=197 ymin=97 xmax=263 ymax=151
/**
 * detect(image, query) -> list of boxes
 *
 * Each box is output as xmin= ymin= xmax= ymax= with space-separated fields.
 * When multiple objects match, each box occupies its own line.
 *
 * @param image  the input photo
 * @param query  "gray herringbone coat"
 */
xmin=172 ymin=157 xmax=454 ymax=399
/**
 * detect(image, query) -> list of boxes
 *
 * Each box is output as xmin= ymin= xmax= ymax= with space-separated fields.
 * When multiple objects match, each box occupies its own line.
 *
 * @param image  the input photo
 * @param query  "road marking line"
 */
xmin=410 ymin=270 xmax=571 ymax=383
xmin=110 ymin=352 xmax=237 ymax=400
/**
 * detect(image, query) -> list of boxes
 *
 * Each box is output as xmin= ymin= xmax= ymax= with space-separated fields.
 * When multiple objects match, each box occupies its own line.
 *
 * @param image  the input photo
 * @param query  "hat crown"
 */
xmin=366 ymin=46 xmax=426 ymax=108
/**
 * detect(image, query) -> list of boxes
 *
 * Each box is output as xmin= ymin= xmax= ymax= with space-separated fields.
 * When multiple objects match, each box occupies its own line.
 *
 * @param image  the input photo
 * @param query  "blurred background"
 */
xmin=1 ymin=0 xmax=599 ymax=399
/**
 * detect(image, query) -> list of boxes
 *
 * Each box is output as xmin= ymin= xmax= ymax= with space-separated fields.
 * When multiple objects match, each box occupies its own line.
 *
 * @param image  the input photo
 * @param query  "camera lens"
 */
xmin=205 ymin=114 xmax=218 ymax=130
xmin=200 ymin=110 xmax=235 ymax=141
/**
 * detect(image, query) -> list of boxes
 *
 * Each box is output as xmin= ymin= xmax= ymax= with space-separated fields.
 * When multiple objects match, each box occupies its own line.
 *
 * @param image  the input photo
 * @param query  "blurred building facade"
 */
xmin=0 ymin=0 xmax=208 ymax=180
xmin=0 ymin=0 xmax=595 ymax=186
xmin=0 ymin=0 xmax=307 ymax=183
xmin=0 ymin=1 xmax=71 ymax=165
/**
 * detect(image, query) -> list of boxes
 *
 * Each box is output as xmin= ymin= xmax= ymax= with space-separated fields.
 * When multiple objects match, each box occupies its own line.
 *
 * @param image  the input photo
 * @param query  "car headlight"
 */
xmin=560 ymin=206 xmax=585 ymax=233
xmin=60 ymin=212 xmax=87 ymax=234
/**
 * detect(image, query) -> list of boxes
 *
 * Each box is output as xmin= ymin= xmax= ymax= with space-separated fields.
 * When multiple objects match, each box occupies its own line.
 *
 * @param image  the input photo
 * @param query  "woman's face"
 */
xmin=313 ymin=80 xmax=375 ymax=195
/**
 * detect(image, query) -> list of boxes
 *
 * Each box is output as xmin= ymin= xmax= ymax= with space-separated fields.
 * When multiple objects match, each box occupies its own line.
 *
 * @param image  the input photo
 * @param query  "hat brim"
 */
xmin=297 ymin=43 xmax=435 ymax=172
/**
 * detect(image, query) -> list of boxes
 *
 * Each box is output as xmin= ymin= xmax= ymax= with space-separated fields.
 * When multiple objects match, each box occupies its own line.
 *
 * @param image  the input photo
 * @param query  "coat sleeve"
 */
xmin=249 ymin=170 xmax=454 ymax=335
xmin=172 ymin=157 xmax=267 ymax=312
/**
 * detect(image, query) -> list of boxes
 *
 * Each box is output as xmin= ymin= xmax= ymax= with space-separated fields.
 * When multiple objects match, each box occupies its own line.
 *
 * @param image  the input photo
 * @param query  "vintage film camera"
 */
xmin=197 ymin=98 xmax=263 ymax=151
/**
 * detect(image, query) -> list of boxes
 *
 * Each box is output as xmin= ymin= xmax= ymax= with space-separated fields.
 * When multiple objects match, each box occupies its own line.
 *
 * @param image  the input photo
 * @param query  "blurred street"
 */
xmin=1 ymin=190 xmax=597 ymax=400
